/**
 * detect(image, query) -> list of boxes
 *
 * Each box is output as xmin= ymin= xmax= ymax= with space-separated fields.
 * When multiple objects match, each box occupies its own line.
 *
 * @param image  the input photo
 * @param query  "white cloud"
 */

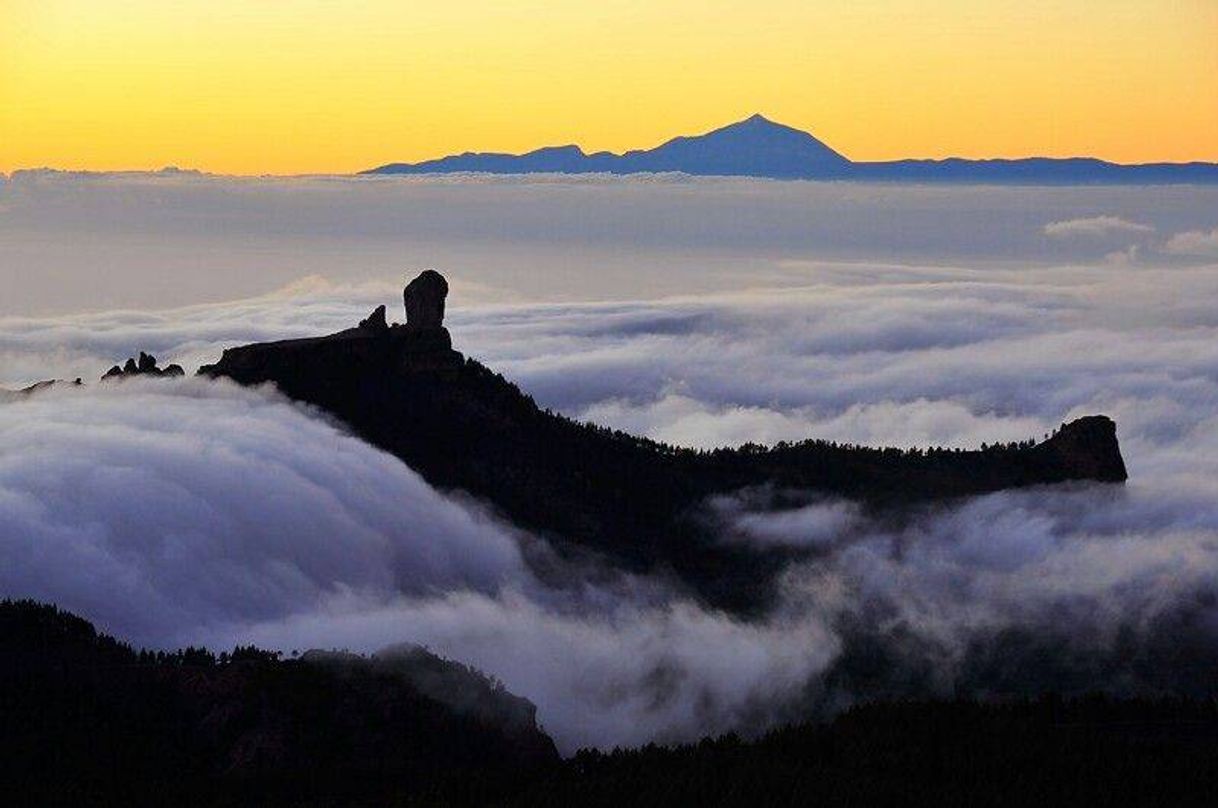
xmin=710 ymin=493 xmax=860 ymax=549
xmin=1164 ymin=227 xmax=1218 ymax=257
xmin=1104 ymin=244 xmax=1141 ymax=265
xmin=1043 ymin=215 xmax=1154 ymax=238
xmin=0 ymin=379 xmax=528 ymax=637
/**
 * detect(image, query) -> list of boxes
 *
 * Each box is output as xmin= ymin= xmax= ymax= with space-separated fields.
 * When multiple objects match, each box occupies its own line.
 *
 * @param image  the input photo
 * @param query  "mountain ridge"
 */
xmin=366 ymin=114 xmax=1218 ymax=183
xmin=196 ymin=271 xmax=1129 ymax=612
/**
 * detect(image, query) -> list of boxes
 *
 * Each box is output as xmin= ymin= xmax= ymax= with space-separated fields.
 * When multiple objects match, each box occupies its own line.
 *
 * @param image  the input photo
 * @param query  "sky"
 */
xmin=2 ymin=0 xmax=1216 ymax=174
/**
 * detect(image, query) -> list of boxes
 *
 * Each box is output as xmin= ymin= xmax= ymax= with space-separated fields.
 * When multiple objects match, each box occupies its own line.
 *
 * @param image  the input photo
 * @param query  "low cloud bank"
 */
xmin=0 ymin=379 xmax=526 ymax=639
xmin=3 ymin=180 xmax=1218 ymax=752
xmin=3 ymin=172 xmax=1217 ymax=315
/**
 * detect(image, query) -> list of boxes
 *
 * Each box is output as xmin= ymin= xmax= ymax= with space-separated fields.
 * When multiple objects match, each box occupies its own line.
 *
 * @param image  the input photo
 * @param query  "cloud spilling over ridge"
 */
xmin=0 ymin=379 xmax=839 ymax=753
xmin=0 ymin=379 xmax=526 ymax=638
xmin=201 ymin=592 xmax=838 ymax=753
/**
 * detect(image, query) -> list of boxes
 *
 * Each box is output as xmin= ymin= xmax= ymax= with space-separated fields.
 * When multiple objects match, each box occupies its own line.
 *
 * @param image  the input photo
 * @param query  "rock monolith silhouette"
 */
xmin=403 ymin=270 xmax=448 ymax=329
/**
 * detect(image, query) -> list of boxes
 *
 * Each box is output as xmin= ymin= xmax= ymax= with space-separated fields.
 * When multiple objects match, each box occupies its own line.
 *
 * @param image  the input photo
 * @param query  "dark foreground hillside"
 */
xmin=510 ymin=697 xmax=1218 ymax=808
xmin=5 ymin=600 xmax=1218 ymax=808
xmin=0 ymin=600 xmax=556 ymax=807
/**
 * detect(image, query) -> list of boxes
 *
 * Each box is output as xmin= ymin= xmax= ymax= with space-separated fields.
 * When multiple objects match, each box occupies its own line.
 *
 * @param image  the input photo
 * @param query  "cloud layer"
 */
xmin=3 ymin=176 xmax=1218 ymax=753
xmin=2 ymin=171 xmax=1216 ymax=315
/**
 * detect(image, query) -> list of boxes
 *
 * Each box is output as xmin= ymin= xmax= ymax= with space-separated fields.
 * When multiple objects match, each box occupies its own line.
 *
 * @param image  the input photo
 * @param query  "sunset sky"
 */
xmin=2 ymin=0 xmax=1216 ymax=174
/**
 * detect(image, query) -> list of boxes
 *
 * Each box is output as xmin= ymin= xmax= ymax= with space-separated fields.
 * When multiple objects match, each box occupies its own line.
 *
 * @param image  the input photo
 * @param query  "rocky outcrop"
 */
xmin=358 ymin=304 xmax=388 ymax=333
xmin=200 ymin=323 xmax=463 ymax=383
xmin=201 ymin=272 xmax=464 ymax=384
xmin=403 ymin=269 xmax=448 ymax=329
xmin=1039 ymin=415 xmax=1129 ymax=482
xmin=102 ymin=352 xmax=185 ymax=381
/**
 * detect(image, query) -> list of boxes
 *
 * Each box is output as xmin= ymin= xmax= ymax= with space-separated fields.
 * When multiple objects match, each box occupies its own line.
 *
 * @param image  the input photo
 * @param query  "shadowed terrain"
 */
xmin=501 ymin=697 xmax=1218 ymax=808
xmin=0 ymin=600 xmax=557 ymax=807
xmin=6 ymin=600 xmax=1217 ymax=808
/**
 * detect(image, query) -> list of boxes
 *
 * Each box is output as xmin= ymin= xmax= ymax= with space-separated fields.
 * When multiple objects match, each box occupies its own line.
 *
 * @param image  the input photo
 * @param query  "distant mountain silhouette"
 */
xmin=366 ymin=114 xmax=1218 ymax=183
xmin=369 ymin=114 xmax=850 ymax=179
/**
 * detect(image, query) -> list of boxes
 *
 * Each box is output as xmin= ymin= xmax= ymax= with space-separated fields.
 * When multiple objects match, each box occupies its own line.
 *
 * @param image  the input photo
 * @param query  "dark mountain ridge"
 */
xmin=199 ymin=271 xmax=1127 ymax=610
xmin=366 ymin=114 xmax=1218 ymax=183
xmin=7 ymin=599 xmax=1218 ymax=808
xmin=505 ymin=697 xmax=1218 ymax=807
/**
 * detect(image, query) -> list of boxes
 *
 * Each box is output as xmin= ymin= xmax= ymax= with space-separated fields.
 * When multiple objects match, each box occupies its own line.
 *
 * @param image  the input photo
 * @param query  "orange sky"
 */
xmin=2 ymin=0 xmax=1216 ymax=174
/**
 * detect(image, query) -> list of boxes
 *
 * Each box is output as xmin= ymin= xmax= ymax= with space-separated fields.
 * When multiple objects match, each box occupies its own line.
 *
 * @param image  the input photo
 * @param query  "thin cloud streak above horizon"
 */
xmin=1043 ymin=216 xmax=1155 ymax=238
xmin=2 ymin=172 xmax=1217 ymax=318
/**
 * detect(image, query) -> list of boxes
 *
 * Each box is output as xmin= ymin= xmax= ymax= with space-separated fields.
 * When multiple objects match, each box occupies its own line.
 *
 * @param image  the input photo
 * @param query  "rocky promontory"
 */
xmin=200 ymin=271 xmax=463 ymax=384
xmin=101 ymin=351 xmax=185 ymax=381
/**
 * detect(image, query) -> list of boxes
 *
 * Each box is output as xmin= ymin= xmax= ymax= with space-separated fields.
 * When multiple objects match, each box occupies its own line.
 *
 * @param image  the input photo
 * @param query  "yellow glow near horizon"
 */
xmin=2 ymin=0 xmax=1215 ymax=174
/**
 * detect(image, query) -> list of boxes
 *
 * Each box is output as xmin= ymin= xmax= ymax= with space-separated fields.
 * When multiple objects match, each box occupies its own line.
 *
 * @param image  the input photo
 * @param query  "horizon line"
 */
xmin=5 ymin=113 xmax=1218 ymax=177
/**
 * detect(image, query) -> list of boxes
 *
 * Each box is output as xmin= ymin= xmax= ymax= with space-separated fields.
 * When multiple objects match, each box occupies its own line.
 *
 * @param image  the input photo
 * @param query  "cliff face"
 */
xmin=1039 ymin=415 xmax=1129 ymax=483
xmin=200 ymin=273 xmax=1128 ymax=610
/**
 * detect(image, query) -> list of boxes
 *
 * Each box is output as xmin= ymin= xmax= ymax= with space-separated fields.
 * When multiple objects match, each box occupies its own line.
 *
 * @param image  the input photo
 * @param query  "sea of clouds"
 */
xmin=2 ymin=173 xmax=1218 ymax=752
